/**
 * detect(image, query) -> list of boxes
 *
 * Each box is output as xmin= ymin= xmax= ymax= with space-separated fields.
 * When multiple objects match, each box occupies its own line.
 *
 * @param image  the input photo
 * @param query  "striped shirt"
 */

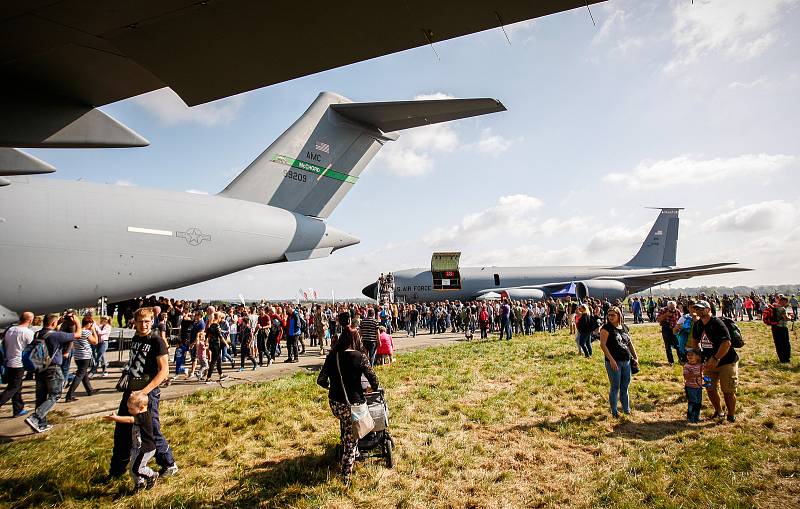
xmin=359 ymin=318 xmax=378 ymax=343
xmin=73 ymin=328 xmax=94 ymax=360
xmin=683 ymin=363 xmax=703 ymax=389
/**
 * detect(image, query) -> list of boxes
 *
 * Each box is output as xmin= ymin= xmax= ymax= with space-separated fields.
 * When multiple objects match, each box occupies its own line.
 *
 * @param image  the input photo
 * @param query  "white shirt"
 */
xmin=3 ymin=325 xmax=34 ymax=368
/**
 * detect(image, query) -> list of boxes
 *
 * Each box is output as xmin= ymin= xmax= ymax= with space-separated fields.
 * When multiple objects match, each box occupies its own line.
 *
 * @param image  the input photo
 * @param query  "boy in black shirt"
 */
xmin=105 ymin=392 xmax=157 ymax=490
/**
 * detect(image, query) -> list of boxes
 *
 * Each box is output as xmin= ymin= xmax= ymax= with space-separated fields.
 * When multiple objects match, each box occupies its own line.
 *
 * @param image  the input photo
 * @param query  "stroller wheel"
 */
xmin=384 ymin=438 xmax=395 ymax=468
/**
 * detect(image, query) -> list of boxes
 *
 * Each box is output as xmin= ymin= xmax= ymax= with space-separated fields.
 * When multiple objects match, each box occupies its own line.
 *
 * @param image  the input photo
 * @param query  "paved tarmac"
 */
xmin=0 ymin=329 xmax=469 ymax=442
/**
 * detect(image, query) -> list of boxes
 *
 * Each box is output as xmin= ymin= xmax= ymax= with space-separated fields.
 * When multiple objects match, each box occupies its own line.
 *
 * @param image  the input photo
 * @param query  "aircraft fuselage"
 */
xmin=0 ymin=177 xmax=357 ymax=318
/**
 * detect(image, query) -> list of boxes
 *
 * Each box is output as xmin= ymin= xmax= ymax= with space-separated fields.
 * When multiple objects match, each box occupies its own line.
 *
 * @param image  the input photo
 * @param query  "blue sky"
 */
xmin=31 ymin=0 xmax=800 ymax=299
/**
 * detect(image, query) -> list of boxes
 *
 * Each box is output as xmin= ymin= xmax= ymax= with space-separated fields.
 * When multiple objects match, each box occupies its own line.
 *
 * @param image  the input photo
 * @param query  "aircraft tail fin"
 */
xmin=219 ymin=92 xmax=505 ymax=218
xmin=623 ymin=208 xmax=682 ymax=268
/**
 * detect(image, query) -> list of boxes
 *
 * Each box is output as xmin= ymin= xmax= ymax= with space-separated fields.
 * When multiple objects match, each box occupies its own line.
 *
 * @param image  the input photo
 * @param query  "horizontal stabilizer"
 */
xmin=0 ymin=148 xmax=56 ymax=176
xmin=331 ymin=98 xmax=506 ymax=132
xmin=604 ymin=264 xmax=753 ymax=292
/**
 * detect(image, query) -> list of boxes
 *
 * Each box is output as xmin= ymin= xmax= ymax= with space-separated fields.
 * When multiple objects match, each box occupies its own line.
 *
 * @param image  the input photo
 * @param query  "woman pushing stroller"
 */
xmin=317 ymin=312 xmax=379 ymax=485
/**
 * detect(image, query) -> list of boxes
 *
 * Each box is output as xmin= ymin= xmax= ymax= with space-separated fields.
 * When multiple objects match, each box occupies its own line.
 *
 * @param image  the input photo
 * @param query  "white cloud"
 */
xmin=424 ymin=194 xmax=544 ymax=246
xmin=370 ymin=93 xmax=460 ymax=177
xmin=702 ymin=200 xmax=795 ymax=232
xmin=586 ymin=223 xmax=650 ymax=254
xmin=185 ymin=189 xmax=209 ymax=195
xmin=603 ymin=153 xmax=797 ymax=190
xmin=665 ymin=0 xmax=798 ymax=73
xmin=729 ymin=76 xmax=770 ymax=89
xmin=476 ymin=128 xmax=516 ymax=154
xmin=113 ymin=180 xmax=135 ymax=186
xmin=132 ymin=88 xmax=245 ymax=127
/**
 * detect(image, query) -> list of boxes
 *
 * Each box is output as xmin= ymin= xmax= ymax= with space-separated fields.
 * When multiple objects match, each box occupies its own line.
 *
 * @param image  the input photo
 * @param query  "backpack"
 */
xmin=21 ymin=330 xmax=53 ymax=372
xmin=762 ymin=306 xmax=779 ymax=326
xmin=721 ymin=317 xmax=745 ymax=348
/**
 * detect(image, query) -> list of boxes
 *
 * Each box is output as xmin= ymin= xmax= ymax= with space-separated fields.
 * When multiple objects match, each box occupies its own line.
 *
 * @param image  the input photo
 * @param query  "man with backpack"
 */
xmin=690 ymin=300 xmax=738 ymax=423
xmin=764 ymin=295 xmax=792 ymax=363
xmin=0 ymin=311 xmax=34 ymax=417
xmin=24 ymin=313 xmax=81 ymax=433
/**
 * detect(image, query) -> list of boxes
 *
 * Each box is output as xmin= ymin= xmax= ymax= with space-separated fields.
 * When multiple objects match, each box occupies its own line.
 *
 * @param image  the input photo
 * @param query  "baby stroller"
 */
xmin=357 ymin=387 xmax=395 ymax=468
xmin=336 ymin=385 xmax=395 ymax=468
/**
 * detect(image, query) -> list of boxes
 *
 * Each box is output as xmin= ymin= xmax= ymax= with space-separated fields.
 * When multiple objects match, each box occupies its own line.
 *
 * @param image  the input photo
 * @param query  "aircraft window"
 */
xmin=494 ymin=274 xmax=500 ymax=286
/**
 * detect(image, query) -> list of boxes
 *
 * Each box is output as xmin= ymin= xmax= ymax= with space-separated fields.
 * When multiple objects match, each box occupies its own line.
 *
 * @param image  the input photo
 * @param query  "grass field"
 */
xmin=0 ymin=322 xmax=798 ymax=508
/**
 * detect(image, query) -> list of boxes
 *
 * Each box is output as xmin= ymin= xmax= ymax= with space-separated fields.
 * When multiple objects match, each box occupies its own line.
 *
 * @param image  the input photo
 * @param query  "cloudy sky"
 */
xmin=31 ymin=0 xmax=800 ymax=299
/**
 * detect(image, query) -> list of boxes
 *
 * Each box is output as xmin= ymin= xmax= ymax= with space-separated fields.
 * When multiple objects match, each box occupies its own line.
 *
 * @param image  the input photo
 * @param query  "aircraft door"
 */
xmin=431 ymin=252 xmax=462 ymax=291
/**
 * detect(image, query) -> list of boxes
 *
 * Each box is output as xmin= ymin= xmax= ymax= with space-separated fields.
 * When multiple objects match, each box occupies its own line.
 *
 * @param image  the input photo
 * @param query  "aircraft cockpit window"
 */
xmin=494 ymin=274 xmax=500 ymax=286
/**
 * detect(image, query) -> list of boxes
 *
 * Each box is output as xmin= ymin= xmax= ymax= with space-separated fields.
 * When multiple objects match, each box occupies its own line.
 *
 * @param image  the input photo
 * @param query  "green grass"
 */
xmin=1 ymin=322 xmax=798 ymax=508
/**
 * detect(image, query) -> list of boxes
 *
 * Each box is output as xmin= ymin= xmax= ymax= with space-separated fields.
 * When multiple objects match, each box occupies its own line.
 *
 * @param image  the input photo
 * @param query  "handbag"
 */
xmin=336 ymin=353 xmax=374 ymax=439
xmin=621 ymin=325 xmax=640 ymax=375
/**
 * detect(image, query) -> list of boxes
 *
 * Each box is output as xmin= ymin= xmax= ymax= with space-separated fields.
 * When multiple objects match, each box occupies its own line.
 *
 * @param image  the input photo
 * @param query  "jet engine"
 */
xmin=575 ymin=280 xmax=628 ymax=300
xmin=500 ymin=288 xmax=545 ymax=300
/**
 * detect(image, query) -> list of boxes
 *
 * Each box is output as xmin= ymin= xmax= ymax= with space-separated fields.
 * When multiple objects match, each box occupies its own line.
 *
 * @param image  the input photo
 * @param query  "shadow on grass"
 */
xmin=0 ymin=471 xmax=128 ymax=509
xmin=219 ymin=444 xmax=340 ymax=508
xmin=609 ymin=419 xmax=714 ymax=441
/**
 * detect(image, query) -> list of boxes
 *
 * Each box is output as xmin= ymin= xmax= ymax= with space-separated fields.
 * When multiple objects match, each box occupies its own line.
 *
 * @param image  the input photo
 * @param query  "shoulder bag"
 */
xmin=336 ymin=353 xmax=374 ymax=439
xmin=620 ymin=325 xmax=640 ymax=374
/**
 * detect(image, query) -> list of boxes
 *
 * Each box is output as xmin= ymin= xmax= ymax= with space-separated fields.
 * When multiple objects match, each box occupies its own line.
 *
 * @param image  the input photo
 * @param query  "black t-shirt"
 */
xmin=129 ymin=332 xmax=169 ymax=380
xmin=133 ymin=411 xmax=156 ymax=452
xmin=602 ymin=323 xmax=631 ymax=362
xmin=207 ymin=323 xmax=222 ymax=351
xmin=317 ymin=350 xmax=379 ymax=405
xmin=692 ymin=317 xmax=738 ymax=366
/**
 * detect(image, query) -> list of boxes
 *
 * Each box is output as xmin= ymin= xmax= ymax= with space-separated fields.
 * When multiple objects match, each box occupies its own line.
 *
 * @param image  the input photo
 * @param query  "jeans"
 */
xmin=547 ymin=314 xmax=556 ymax=333
xmin=661 ymin=326 xmax=680 ymax=364
xmin=686 ymin=387 xmax=703 ymax=423
xmin=364 ymin=340 xmax=378 ymax=366
xmin=285 ymin=334 xmax=299 ymax=361
xmin=577 ymin=332 xmax=593 ymax=357
xmin=499 ymin=318 xmax=512 ymax=340
xmin=221 ymin=346 xmax=234 ymax=366
xmin=0 ymin=366 xmax=27 ymax=415
xmin=33 ymin=366 xmax=64 ymax=426
xmin=60 ymin=351 xmax=72 ymax=386
xmin=604 ymin=359 xmax=631 ymax=416
xmin=93 ymin=341 xmax=109 ymax=373
xmin=65 ymin=358 xmax=94 ymax=399
xmin=110 ymin=388 xmax=175 ymax=477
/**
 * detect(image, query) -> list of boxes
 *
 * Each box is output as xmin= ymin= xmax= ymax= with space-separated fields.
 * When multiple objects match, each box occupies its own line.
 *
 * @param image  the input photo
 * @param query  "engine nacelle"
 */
xmin=500 ymin=288 xmax=545 ymax=301
xmin=575 ymin=280 xmax=628 ymax=301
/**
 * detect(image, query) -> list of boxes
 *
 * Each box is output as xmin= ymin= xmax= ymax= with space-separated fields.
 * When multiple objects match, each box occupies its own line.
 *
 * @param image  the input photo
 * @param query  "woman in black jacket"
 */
xmin=317 ymin=313 xmax=379 ymax=484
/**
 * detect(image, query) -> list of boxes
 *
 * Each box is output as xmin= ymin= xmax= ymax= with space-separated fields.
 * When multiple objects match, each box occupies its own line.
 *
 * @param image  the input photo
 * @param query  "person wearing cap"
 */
xmin=769 ymin=295 xmax=792 ymax=363
xmin=690 ymin=300 xmax=738 ymax=423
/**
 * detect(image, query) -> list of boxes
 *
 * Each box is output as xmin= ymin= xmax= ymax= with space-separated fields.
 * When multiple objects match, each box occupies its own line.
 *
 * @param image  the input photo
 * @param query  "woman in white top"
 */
xmin=65 ymin=315 xmax=99 ymax=402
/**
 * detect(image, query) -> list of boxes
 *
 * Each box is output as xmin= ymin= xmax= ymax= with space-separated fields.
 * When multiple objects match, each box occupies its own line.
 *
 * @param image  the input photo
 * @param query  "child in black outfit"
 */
xmin=105 ymin=392 xmax=157 ymax=490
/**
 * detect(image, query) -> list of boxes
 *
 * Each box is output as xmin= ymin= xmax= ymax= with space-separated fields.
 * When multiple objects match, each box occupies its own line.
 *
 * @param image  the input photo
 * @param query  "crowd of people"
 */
xmin=0 ymin=289 xmax=796 ymax=488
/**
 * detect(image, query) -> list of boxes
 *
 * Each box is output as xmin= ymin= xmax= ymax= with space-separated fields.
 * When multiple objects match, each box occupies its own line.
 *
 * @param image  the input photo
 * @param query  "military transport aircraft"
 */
xmin=362 ymin=208 xmax=752 ymax=303
xmin=0 ymin=93 xmax=505 ymax=324
xmin=0 ymin=1 xmax=603 ymax=324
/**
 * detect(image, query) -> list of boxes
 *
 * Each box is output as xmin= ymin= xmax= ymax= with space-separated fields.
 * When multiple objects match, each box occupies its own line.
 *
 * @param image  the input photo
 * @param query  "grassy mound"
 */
xmin=0 ymin=322 xmax=798 ymax=508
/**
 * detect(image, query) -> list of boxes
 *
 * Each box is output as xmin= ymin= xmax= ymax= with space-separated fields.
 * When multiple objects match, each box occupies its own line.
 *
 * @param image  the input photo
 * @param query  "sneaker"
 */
xmin=14 ymin=409 xmax=29 ymax=417
xmin=159 ymin=464 xmax=179 ymax=478
xmin=267 ymin=359 xmax=273 ymax=366
xmin=65 ymin=396 xmax=79 ymax=402
xmin=25 ymin=415 xmax=41 ymax=432
xmin=238 ymin=367 xmax=244 ymax=372
xmin=251 ymin=365 xmax=257 ymax=371
xmin=284 ymin=358 xmax=292 ymax=363
xmin=710 ymin=412 xmax=722 ymax=421
xmin=145 ymin=476 xmax=158 ymax=490
xmin=102 ymin=371 xmax=109 ymax=377
xmin=220 ymin=375 xmax=229 ymax=381
xmin=726 ymin=414 xmax=736 ymax=423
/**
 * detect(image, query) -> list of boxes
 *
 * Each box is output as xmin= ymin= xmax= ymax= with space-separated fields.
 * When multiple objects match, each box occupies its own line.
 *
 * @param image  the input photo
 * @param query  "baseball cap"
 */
xmin=691 ymin=300 xmax=710 ymax=310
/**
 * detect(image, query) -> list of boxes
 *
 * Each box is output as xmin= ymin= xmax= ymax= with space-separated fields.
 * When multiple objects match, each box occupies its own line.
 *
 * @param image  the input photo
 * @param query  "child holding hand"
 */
xmin=104 ymin=392 xmax=157 ymax=490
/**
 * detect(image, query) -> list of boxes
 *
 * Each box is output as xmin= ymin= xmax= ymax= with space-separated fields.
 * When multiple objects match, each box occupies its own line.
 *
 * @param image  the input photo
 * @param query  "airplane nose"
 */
xmin=362 ymin=282 xmax=378 ymax=299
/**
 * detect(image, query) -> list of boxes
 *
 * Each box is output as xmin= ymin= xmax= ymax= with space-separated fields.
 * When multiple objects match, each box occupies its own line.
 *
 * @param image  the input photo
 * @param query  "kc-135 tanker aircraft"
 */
xmin=363 ymin=208 xmax=752 ymax=303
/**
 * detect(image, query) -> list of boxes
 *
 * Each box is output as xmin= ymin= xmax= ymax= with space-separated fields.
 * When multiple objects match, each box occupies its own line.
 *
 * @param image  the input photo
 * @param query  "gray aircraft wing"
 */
xmin=1 ymin=1 xmax=602 ymax=152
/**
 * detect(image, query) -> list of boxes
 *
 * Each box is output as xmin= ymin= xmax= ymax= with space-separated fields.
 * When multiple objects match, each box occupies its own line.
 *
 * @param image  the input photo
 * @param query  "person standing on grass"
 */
xmin=769 ymin=295 xmax=792 ymax=363
xmin=576 ymin=304 xmax=599 ymax=358
xmin=25 ymin=313 xmax=81 ymax=433
xmin=316 ymin=313 xmax=379 ymax=486
xmin=657 ymin=301 xmax=683 ymax=365
xmin=599 ymin=306 xmax=638 ymax=418
xmin=106 ymin=307 xmax=178 ymax=481
xmin=690 ymin=300 xmax=738 ymax=423
xmin=683 ymin=348 xmax=704 ymax=423
xmin=0 ymin=311 xmax=34 ymax=417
